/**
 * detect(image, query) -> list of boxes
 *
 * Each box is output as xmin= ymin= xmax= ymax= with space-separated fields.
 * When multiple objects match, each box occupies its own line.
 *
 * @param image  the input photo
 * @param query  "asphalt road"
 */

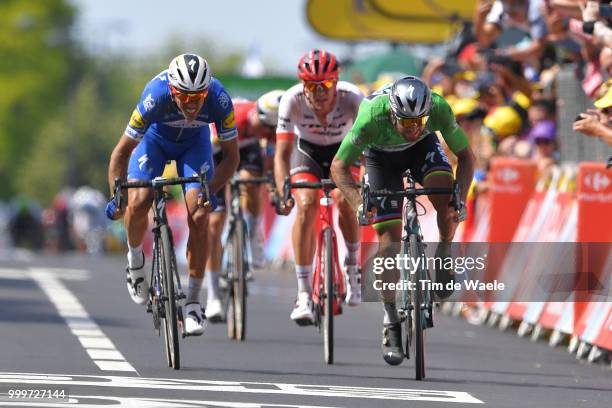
xmin=0 ymin=251 xmax=609 ymax=407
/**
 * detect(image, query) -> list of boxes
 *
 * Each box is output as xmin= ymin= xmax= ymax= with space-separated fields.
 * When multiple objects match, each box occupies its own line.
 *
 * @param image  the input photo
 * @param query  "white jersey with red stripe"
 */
xmin=276 ymin=81 xmax=364 ymax=146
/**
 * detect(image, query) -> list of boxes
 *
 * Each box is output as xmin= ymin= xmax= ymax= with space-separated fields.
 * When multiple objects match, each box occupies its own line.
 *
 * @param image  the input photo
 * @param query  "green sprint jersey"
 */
xmin=335 ymin=86 xmax=469 ymax=164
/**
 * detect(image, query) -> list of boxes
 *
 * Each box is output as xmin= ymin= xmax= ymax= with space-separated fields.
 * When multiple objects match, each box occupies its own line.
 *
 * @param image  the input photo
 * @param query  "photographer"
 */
xmin=573 ymin=85 xmax=612 ymax=145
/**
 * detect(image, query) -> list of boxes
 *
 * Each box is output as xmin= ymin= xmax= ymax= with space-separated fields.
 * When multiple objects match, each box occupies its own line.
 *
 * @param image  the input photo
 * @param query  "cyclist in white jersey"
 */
xmin=274 ymin=49 xmax=364 ymax=325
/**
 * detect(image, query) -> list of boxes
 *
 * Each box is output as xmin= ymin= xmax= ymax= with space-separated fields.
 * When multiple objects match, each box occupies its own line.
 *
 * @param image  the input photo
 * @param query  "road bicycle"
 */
xmin=114 ymin=170 xmax=210 ymax=369
xmin=360 ymin=169 xmax=460 ymax=380
xmin=220 ymin=172 xmax=274 ymax=341
xmin=282 ymin=177 xmax=346 ymax=364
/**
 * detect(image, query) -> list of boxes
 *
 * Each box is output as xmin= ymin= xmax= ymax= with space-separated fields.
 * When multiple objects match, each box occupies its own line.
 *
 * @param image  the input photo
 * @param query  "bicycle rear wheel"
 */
xmin=160 ymin=225 xmax=180 ymax=369
xmin=226 ymin=218 xmax=247 ymax=341
xmin=407 ymin=234 xmax=425 ymax=380
xmin=232 ymin=218 xmax=247 ymax=341
xmin=323 ymin=228 xmax=334 ymax=364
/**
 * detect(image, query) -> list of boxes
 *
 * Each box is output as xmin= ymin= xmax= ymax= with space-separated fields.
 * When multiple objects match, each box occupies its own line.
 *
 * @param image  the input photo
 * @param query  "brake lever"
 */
xmin=358 ymin=178 xmax=371 ymax=226
xmin=114 ymin=177 xmax=122 ymax=210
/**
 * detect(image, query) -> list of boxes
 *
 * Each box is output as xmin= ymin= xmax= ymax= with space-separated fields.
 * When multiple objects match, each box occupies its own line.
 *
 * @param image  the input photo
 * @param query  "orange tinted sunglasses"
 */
xmin=395 ymin=115 xmax=429 ymax=128
xmin=303 ymin=79 xmax=336 ymax=93
xmin=170 ymin=86 xmax=209 ymax=103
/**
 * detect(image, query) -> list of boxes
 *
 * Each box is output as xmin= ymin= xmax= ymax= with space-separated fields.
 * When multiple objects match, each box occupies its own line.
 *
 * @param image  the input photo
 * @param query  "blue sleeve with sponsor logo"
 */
xmin=208 ymin=79 xmax=237 ymax=142
xmin=124 ymin=71 xmax=170 ymax=141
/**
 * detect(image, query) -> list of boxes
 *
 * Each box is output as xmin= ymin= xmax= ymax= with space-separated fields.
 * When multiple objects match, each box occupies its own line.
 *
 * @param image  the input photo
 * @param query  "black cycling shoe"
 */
xmin=434 ymin=241 xmax=455 ymax=300
xmin=382 ymin=323 xmax=404 ymax=366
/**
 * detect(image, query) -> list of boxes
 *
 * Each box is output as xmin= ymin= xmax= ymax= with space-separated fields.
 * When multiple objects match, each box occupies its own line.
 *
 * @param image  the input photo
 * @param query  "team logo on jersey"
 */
xmin=129 ymin=109 xmax=145 ymax=129
xmin=222 ymin=111 xmax=236 ymax=129
xmin=218 ymin=92 xmax=230 ymax=109
xmin=143 ymin=94 xmax=155 ymax=111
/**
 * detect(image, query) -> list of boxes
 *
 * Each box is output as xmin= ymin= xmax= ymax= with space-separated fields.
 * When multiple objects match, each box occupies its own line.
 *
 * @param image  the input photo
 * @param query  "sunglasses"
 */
xmin=170 ymin=86 xmax=209 ymax=103
xmin=394 ymin=115 xmax=429 ymax=128
xmin=303 ymin=79 xmax=336 ymax=93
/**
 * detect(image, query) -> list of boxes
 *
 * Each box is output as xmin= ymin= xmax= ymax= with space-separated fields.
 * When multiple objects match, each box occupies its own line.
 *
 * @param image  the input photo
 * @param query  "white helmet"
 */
xmin=256 ymin=89 xmax=285 ymax=127
xmin=168 ymin=53 xmax=211 ymax=92
xmin=389 ymin=76 xmax=431 ymax=118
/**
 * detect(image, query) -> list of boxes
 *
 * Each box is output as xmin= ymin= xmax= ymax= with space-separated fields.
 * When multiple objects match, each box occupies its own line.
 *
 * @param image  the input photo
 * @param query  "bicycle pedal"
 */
xmin=295 ymin=318 xmax=314 ymax=327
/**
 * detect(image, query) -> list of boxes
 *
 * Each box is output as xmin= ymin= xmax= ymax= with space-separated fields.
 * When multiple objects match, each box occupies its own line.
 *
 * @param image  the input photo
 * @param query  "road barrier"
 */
xmin=453 ymin=160 xmax=611 ymax=365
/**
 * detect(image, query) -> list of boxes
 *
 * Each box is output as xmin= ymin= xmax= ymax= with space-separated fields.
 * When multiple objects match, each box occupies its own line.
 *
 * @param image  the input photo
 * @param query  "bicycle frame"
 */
xmin=284 ymin=178 xmax=347 ymax=316
xmin=311 ymin=187 xmax=345 ymax=315
xmin=114 ymin=171 xmax=210 ymax=368
xmin=149 ymin=187 xmax=184 ymax=317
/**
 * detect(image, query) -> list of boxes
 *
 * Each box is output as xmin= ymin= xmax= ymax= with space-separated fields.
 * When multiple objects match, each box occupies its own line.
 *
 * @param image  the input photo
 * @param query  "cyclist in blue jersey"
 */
xmin=105 ymin=54 xmax=239 ymax=336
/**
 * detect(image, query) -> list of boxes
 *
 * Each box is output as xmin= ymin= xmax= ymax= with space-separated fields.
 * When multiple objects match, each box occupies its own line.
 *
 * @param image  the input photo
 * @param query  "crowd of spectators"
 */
xmin=415 ymin=0 xmax=612 ymax=180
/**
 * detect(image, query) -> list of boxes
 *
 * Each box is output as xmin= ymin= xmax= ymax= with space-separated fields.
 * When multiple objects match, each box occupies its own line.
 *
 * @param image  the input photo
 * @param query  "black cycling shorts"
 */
xmin=289 ymin=139 xmax=341 ymax=181
xmin=212 ymin=143 xmax=264 ymax=212
xmin=364 ymin=132 xmax=453 ymax=227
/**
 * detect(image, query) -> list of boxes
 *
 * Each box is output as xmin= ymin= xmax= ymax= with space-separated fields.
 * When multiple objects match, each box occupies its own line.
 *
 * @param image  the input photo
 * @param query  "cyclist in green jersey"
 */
xmin=330 ymin=76 xmax=475 ymax=366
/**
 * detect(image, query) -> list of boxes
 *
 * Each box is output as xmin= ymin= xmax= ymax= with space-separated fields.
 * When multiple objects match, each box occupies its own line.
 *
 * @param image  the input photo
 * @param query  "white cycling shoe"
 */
xmin=126 ymin=267 xmax=148 ymax=306
xmin=205 ymin=298 xmax=223 ymax=323
xmin=184 ymin=303 xmax=207 ymax=336
xmin=345 ymin=265 xmax=362 ymax=306
xmin=290 ymin=292 xmax=314 ymax=326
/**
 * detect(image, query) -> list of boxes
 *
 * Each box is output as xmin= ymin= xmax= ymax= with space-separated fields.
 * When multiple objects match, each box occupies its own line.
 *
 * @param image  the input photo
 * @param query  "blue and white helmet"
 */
xmin=168 ymin=53 xmax=211 ymax=92
xmin=389 ymin=76 xmax=431 ymax=118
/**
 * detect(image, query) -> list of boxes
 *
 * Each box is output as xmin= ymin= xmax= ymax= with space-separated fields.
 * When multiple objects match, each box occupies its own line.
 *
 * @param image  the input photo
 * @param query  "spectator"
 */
xmin=573 ymin=85 xmax=612 ymax=145
xmin=528 ymin=97 xmax=557 ymax=124
xmin=474 ymin=0 xmax=549 ymax=62
xmin=525 ymin=120 xmax=559 ymax=172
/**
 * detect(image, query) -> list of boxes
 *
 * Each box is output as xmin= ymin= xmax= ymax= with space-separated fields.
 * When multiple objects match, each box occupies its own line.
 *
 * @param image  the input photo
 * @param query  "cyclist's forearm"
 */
xmin=273 ymin=141 xmax=292 ymax=195
xmin=210 ymin=150 xmax=239 ymax=194
xmin=108 ymin=134 xmax=137 ymax=196
xmin=331 ymin=158 xmax=361 ymax=212
xmin=455 ymin=147 xmax=475 ymax=203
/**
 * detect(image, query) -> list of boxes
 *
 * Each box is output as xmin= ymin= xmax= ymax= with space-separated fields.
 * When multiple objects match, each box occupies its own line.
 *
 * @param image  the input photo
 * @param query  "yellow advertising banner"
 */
xmin=306 ymin=0 xmax=476 ymax=44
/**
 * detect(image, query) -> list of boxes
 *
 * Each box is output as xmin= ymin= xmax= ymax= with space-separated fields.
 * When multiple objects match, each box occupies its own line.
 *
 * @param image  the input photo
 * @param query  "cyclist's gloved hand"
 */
xmin=357 ymin=202 xmax=377 ymax=225
xmin=197 ymin=192 xmax=218 ymax=212
xmin=105 ymin=197 xmax=122 ymax=221
xmin=276 ymin=195 xmax=294 ymax=216
xmin=453 ymin=201 xmax=467 ymax=223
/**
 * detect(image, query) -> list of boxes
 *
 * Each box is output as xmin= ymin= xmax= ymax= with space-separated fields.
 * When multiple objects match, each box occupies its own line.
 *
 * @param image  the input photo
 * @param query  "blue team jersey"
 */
xmin=124 ymin=70 xmax=238 ymax=143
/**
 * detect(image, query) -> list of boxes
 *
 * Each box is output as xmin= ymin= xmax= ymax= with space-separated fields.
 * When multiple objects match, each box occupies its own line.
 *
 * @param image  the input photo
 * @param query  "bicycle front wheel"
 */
xmin=160 ymin=225 xmax=180 ymax=369
xmin=323 ymin=228 xmax=334 ymax=364
xmin=407 ymin=233 xmax=425 ymax=380
xmin=228 ymin=218 xmax=247 ymax=341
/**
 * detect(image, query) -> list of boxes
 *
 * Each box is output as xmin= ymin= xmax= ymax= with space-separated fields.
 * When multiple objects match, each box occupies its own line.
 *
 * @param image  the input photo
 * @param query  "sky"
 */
xmin=69 ymin=0 xmax=387 ymax=75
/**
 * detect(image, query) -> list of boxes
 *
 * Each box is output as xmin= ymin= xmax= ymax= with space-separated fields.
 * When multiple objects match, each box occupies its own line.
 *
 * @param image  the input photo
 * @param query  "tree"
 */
xmin=0 ymin=0 xmax=81 ymax=198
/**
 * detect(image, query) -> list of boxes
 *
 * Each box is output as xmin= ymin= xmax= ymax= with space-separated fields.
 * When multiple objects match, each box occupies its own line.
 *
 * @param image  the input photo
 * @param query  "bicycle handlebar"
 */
xmin=359 ymin=169 xmax=462 ymax=225
xmin=113 ymin=171 xmax=210 ymax=212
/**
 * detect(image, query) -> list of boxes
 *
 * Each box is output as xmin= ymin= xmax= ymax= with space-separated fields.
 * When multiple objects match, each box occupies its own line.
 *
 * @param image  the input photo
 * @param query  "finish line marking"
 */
xmin=27 ymin=269 xmax=137 ymax=374
xmin=0 ymin=372 xmax=483 ymax=404
xmin=0 ymin=394 xmax=339 ymax=407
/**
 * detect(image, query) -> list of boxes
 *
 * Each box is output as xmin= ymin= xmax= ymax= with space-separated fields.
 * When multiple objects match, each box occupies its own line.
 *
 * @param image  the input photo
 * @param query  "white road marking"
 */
xmin=0 ymin=267 xmax=89 ymax=281
xmin=0 ymin=395 xmax=338 ymax=407
xmin=27 ymin=269 xmax=137 ymax=373
xmin=0 ymin=372 xmax=484 ymax=403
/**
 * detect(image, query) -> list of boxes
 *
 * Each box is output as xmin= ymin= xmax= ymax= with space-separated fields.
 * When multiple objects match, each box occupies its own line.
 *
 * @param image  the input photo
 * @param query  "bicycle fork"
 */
xmin=311 ymin=196 xmax=345 ymax=316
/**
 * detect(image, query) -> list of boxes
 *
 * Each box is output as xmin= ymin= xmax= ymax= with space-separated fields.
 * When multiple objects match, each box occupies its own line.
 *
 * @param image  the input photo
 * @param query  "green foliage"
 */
xmin=1 ymin=3 xmax=284 ymax=207
xmin=0 ymin=0 xmax=79 ymax=199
